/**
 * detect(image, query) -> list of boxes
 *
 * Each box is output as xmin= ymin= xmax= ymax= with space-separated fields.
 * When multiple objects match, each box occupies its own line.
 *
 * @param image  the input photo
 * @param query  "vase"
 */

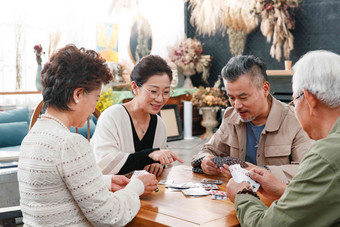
xmin=284 ymin=60 xmax=292 ymax=70
xmin=200 ymin=107 xmax=219 ymax=139
xmin=36 ymin=64 xmax=43 ymax=91
xmin=180 ymin=68 xmax=195 ymax=88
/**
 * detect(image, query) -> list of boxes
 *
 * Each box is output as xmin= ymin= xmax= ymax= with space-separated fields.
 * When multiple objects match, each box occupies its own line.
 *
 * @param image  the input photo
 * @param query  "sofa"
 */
xmin=0 ymin=107 xmax=97 ymax=151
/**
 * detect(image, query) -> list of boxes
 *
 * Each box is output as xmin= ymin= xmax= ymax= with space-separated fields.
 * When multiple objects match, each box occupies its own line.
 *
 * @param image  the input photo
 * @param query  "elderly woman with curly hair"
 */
xmin=18 ymin=45 xmax=158 ymax=226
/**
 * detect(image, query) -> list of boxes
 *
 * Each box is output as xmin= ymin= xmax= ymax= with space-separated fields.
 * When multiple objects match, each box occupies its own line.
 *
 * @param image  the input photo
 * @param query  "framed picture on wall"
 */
xmin=159 ymin=104 xmax=183 ymax=141
xmin=96 ymin=22 xmax=119 ymax=62
xmin=128 ymin=16 xmax=153 ymax=64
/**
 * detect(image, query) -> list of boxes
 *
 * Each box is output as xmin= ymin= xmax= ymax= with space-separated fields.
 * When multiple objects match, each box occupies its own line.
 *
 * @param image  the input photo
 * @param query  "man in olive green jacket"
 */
xmin=192 ymin=55 xmax=312 ymax=184
xmin=227 ymin=50 xmax=340 ymax=226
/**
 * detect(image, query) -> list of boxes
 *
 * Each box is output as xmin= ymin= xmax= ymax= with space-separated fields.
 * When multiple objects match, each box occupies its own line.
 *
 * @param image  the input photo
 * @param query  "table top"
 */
xmin=127 ymin=165 xmax=272 ymax=227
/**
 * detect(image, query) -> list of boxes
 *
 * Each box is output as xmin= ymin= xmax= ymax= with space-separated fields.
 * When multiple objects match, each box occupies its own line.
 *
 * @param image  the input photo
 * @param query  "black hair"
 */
xmin=130 ymin=55 xmax=172 ymax=86
xmin=221 ymin=55 xmax=267 ymax=87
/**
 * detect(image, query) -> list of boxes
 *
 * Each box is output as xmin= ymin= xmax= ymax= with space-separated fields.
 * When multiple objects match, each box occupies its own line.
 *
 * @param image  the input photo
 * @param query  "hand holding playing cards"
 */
xmin=226 ymin=179 xmax=250 ymax=203
xmin=249 ymin=167 xmax=287 ymax=200
xmin=201 ymin=155 xmax=220 ymax=175
xmin=220 ymin=164 xmax=232 ymax=178
xmin=221 ymin=162 xmax=256 ymax=178
xmin=111 ymin=175 xmax=130 ymax=192
xmin=137 ymin=174 xmax=158 ymax=194
xmin=149 ymin=149 xmax=184 ymax=165
xmin=144 ymin=163 xmax=164 ymax=177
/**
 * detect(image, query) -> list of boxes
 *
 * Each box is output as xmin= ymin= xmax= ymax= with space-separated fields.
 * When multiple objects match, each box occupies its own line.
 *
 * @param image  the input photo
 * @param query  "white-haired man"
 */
xmin=227 ymin=50 xmax=340 ymax=226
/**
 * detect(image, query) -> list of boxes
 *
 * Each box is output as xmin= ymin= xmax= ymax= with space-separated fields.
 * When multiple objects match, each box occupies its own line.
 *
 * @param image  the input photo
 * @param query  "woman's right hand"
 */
xmin=149 ymin=149 xmax=184 ymax=165
xmin=137 ymin=174 xmax=158 ymax=194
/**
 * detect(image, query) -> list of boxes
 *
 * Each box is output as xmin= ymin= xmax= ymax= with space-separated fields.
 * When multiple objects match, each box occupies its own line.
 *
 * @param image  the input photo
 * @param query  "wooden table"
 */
xmin=127 ymin=165 xmax=271 ymax=227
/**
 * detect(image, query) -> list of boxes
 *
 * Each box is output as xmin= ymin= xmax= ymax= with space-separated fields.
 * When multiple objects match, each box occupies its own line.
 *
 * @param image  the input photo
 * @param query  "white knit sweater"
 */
xmin=18 ymin=118 xmax=144 ymax=227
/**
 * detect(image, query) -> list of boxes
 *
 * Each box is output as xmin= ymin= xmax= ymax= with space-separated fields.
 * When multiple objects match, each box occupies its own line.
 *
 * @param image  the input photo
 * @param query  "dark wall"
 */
xmin=185 ymin=0 xmax=340 ymax=88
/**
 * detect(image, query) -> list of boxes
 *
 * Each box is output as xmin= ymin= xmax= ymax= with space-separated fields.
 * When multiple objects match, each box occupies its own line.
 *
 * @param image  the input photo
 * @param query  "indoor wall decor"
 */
xmin=169 ymin=37 xmax=212 ymax=88
xmin=128 ymin=16 xmax=152 ymax=64
xmin=97 ymin=23 xmax=119 ymax=62
xmin=185 ymin=0 xmax=259 ymax=56
xmin=254 ymin=0 xmax=299 ymax=62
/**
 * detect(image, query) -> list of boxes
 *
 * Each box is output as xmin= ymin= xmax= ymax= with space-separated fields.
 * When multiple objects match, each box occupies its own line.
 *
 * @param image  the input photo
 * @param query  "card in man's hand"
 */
xmin=229 ymin=164 xmax=260 ymax=192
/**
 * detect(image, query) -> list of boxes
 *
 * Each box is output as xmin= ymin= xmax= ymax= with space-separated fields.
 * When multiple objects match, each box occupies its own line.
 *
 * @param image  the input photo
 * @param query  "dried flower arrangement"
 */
xmin=186 ymin=0 xmax=259 ymax=56
xmin=34 ymin=44 xmax=44 ymax=65
xmin=255 ymin=0 xmax=299 ymax=61
xmin=169 ymin=38 xmax=212 ymax=84
xmin=191 ymin=86 xmax=228 ymax=107
xmin=186 ymin=0 xmax=299 ymax=61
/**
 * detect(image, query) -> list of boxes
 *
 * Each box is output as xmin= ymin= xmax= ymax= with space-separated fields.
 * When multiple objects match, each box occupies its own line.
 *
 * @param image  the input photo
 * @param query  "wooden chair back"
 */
xmin=29 ymin=100 xmax=101 ymax=141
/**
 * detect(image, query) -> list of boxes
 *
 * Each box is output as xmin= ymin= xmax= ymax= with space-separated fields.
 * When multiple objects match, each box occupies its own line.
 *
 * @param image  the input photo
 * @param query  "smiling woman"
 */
xmin=91 ymin=55 xmax=184 ymax=177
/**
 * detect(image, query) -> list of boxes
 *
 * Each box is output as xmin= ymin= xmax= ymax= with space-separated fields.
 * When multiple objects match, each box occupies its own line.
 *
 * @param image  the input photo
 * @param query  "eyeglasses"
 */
xmin=139 ymin=86 xmax=174 ymax=99
xmin=288 ymin=92 xmax=304 ymax=107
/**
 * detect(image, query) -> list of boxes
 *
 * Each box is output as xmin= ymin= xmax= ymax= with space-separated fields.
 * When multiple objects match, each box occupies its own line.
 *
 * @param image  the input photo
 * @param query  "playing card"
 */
xmin=212 ymin=194 xmax=227 ymax=200
xmin=200 ymin=179 xmax=223 ymax=185
xmin=166 ymin=182 xmax=201 ymax=190
xmin=211 ymin=156 xmax=249 ymax=168
xmin=229 ymin=164 xmax=260 ymax=192
xmin=209 ymin=190 xmax=227 ymax=196
xmin=159 ymin=179 xmax=174 ymax=185
xmin=182 ymin=188 xmax=210 ymax=196
xmin=201 ymin=184 xmax=219 ymax=190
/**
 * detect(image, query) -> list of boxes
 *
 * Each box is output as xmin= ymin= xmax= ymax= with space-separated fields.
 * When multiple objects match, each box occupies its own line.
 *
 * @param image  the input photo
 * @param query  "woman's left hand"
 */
xmin=144 ymin=163 xmax=164 ymax=177
xmin=111 ymin=175 xmax=130 ymax=192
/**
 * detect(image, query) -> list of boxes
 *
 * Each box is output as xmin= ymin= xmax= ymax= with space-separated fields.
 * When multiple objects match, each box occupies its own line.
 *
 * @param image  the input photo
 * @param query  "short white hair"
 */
xmin=292 ymin=50 xmax=340 ymax=108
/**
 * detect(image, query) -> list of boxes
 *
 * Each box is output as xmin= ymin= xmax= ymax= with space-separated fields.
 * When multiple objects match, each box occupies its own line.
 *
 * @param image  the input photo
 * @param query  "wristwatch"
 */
xmin=264 ymin=165 xmax=270 ymax=171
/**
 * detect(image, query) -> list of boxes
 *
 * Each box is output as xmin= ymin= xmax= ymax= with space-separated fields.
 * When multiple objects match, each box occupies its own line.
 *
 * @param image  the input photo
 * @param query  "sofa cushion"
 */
xmin=0 ymin=121 xmax=28 ymax=147
xmin=0 ymin=107 xmax=29 ymax=124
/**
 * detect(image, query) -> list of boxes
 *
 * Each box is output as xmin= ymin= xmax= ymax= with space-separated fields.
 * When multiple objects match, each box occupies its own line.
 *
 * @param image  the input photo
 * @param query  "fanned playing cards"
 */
xmin=211 ymin=156 xmax=249 ymax=168
xmin=229 ymin=164 xmax=260 ymax=192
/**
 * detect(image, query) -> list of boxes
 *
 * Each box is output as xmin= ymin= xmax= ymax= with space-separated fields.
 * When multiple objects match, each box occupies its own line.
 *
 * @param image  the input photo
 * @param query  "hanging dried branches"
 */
xmin=186 ymin=0 xmax=259 ymax=56
xmin=255 ymin=0 xmax=299 ymax=61
xmin=186 ymin=0 xmax=300 ymax=61
xmin=187 ymin=0 xmax=259 ymax=36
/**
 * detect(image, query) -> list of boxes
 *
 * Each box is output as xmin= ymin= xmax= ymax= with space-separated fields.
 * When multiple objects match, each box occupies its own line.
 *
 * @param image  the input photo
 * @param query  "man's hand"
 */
xmin=111 ymin=175 xmax=130 ymax=192
xmin=144 ymin=163 xmax=164 ymax=177
xmin=249 ymin=167 xmax=287 ymax=200
xmin=201 ymin=155 xmax=220 ymax=175
xmin=220 ymin=164 xmax=232 ymax=178
xmin=245 ymin=162 xmax=256 ymax=170
xmin=226 ymin=179 xmax=250 ymax=203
